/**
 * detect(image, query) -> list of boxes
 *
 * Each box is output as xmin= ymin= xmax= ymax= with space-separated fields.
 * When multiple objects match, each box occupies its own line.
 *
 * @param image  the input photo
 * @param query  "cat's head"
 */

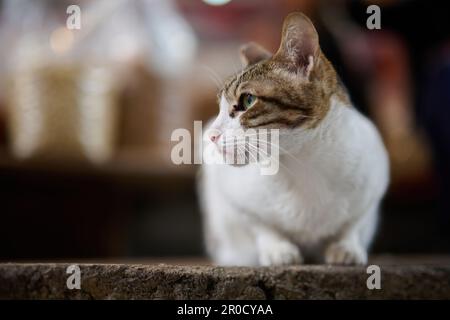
xmin=206 ymin=12 xmax=343 ymax=165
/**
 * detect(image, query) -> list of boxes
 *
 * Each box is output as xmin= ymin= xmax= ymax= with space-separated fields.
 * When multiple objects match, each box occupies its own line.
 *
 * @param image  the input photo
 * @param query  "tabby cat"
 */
xmin=199 ymin=13 xmax=389 ymax=265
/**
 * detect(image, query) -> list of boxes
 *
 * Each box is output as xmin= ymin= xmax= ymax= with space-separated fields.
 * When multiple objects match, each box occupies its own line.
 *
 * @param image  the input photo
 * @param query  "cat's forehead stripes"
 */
xmin=217 ymin=13 xmax=351 ymax=130
xmin=222 ymin=62 xmax=270 ymax=103
xmin=218 ymin=50 xmax=349 ymax=130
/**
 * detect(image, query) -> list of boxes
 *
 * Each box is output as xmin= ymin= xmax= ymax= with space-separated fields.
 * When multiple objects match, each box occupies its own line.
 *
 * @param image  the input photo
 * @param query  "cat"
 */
xmin=198 ymin=12 xmax=389 ymax=266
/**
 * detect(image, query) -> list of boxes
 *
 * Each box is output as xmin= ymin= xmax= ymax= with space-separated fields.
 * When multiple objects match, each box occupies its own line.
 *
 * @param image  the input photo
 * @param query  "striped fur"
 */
xmin=219 ymin=13 xmax=349 ymax=130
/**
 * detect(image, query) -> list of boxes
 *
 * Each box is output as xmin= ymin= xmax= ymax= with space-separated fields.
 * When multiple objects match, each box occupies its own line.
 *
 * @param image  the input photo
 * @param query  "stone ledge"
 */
xmin=1 ymin=259 xmax=449 ymax=299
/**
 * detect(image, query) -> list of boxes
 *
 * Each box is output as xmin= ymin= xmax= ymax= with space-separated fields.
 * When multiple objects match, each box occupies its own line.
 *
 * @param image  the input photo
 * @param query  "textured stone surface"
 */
xmin=1 ymin=259 xmax=450 ymax=299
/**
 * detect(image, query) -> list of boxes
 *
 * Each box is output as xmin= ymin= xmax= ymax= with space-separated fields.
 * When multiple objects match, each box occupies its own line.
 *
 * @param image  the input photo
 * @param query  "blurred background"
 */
xmin=0 ymin=0 xmax=449 ymax=261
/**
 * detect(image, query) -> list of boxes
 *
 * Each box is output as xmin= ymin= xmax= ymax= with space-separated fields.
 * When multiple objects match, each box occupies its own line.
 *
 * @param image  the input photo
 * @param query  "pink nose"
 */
xmin=210 ymin=133 xmax=221 ymax=143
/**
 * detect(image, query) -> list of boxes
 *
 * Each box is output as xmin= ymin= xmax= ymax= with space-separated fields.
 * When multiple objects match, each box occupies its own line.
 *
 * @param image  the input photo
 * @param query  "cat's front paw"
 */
xmin=258 ymin=241 xmax=303 ymax=266
xmin=324 ymin=242 xmax=367 ymax=265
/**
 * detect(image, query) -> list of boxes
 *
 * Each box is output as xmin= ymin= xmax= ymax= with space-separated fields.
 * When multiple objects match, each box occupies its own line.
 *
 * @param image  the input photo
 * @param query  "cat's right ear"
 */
xmin=240 ymin=42 xmax=272 ymax=67
xmin=274 ymin=12 xmax=319 ymax=78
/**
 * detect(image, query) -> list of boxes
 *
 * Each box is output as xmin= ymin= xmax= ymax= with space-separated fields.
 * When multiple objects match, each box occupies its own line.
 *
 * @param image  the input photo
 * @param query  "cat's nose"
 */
xmin=210 ymin=132 xmax=221 ymax=143
xmin=206 ymin=128 xmax=222 ymax=143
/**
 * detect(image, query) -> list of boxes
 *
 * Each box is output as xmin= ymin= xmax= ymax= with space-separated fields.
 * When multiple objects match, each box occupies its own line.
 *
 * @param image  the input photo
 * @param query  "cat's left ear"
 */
xmin=240 ymin=42 xmax=272 ymax=67
xmin=274 ymin=12 xmax=319 ymax=78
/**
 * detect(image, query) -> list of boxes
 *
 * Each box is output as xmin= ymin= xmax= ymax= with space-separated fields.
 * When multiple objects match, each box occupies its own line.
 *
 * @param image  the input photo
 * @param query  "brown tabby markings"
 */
xmin=219 ymin=14 xmax=350 ymax=130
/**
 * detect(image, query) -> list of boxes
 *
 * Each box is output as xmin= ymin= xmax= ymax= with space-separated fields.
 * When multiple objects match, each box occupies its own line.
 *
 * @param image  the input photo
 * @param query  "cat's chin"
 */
xmin=213 ymin=146 xmax=253 ymax=167
xmin=228 ymin=162 xmax=250 ymax=168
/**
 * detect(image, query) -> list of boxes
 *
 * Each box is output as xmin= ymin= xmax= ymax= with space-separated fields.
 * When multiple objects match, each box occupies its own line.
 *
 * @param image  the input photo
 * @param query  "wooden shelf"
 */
xmin=0 ymin=148 xmax=196 ymax=184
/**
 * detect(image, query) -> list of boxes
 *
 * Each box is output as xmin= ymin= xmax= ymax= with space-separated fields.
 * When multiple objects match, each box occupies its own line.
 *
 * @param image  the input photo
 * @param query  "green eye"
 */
xmin=242 ymin=93 xmax=257 ymax=109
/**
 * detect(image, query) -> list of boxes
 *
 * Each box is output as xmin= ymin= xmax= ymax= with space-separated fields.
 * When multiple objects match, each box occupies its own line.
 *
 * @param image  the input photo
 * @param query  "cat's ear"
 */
xmin=275 ymin=12 xmax=319 ymax=78
xmin=240 ymin=42 xmax=272 ymax=67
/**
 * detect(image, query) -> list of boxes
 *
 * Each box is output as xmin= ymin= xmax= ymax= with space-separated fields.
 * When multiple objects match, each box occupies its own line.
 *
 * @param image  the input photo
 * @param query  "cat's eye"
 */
xmin=237 ymin=93 xmax=257 ymax=111
xmin=243 ymin=93 xmax=257 ymax=109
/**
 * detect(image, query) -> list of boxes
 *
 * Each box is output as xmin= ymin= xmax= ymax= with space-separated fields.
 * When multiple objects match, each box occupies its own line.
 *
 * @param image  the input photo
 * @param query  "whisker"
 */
xmin=199 ymin=65 xmax=224 ymax=90
xmin=246 ymin=143 xmax=298 ymax=176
